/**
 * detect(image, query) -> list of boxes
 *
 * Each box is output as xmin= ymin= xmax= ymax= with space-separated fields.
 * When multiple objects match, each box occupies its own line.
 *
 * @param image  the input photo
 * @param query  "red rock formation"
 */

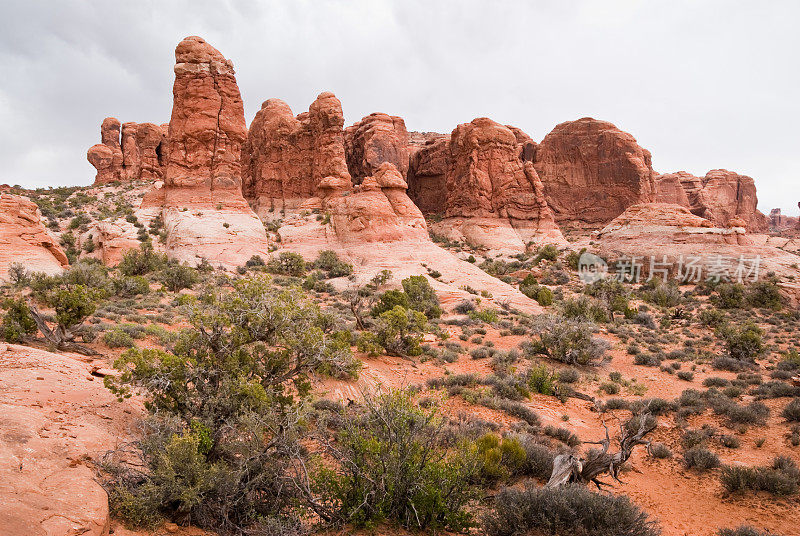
xmin=668 ymin=169 xmax=768 ymax=232
xmin=768 ymin=208 xmax=798 ymax=232
xmin=406 ymin=135 xmax=448 ymax=215
xmin=88 ymin=118 xmax=167 ymax=184
xmin=344 ymin=113 xmax=409 ymax=183
xmin=655 ymin=172 xmax=691 ymax=206
xmin=144 ymin=36 xmax=269 ymax=267
xmin=80 ymin=220 xmax=141 ymax=266
xmin=533 ymin=117 xmax=656 ymax=230
xmin=243 ymin=92 xmax=352 ymax=216
xmin=0 ymin=194 xmax=68 ymax=279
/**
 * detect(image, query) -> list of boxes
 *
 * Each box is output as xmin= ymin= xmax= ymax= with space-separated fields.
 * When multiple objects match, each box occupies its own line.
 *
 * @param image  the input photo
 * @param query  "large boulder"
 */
xmin=344 ymin=112 xmax=410 ymax=183
xmin=533 ymin=117 xmax=656 ymax=230
xmin=0 ymin=194 xmax=68 ymax=280
xmin=242 ymin=92 xmax=352 ymax=217
xmin=144 ymin=36 xmax=269 ymax=268
xmin=87 ymin=118 xmax=167 ymax=184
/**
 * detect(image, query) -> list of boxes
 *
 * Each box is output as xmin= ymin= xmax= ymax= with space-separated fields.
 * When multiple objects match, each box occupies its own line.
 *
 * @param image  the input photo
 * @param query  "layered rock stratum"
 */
xmin=0 ymin=193 xmax=68 ymax=280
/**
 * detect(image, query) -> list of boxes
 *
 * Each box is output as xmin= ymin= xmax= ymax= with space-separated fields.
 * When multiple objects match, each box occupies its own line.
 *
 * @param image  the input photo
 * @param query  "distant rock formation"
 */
xmin=87 ymin=117 xmax=167 ymax=184
xmin=768 ymin=208 xmax=799 ymax=232
xmin=406 ymin=118 xmax=564 ymax=250
xmin=242 ymin=92 xmax=352 ymax=217
xmin=655 ymin=169 xmax=769 ymax=233
xmin=141 ymin=36 xmax=269 ymax=268
xmin=344 ymin=113 xmax=410 ymax=184
xmin=0 ymin=194 xmax=68 ymax=279
xmin=533 ymin=117 xmax=656 ymax=230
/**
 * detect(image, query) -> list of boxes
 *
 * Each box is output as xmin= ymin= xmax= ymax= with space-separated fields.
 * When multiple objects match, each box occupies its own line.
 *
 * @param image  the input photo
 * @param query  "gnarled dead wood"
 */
xmin=546 ymin=414 xmax=656 ymax=490
xmin=28 ymin=304 xmax=97 ymax=356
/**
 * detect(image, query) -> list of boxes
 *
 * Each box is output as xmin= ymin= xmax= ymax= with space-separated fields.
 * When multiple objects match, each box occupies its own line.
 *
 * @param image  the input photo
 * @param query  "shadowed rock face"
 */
xmin=242 ymin=92 xmax=352 ymax=216
xmin=87 ymin=118 xmax=167 ymax=184
xmin=0 ymin=193 xmax=68 ymax=280
xmin=344 ymin=112 xmax=410 ymax=184
xmin=533 ymin=117 xmax=656 ymax=230
xmin=142 ymin=36 xmax=269 ymax=267
xmin=406 ymin=134 xmax=449 ymax=215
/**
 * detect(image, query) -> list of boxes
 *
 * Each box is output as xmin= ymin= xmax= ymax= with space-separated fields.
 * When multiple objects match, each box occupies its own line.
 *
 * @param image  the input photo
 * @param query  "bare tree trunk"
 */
xmin=28 ymin=305 xmax=97 ymax=356
xmin=546 ymin=415 xmax=655 ymax=490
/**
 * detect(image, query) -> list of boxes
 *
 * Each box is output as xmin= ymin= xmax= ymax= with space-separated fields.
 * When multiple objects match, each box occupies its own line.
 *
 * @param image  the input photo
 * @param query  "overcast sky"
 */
xmin=1 ymin=0 xmax=797 ymax=214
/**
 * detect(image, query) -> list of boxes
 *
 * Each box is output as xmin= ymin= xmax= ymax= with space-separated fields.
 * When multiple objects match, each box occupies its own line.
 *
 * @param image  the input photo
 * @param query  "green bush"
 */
xmin=372 ymin=305 xmax=427 ymax=356
xmin=312 ymin=389 xmax=480 ymax=531
xmin=402 ymin=275 xmax=442 ymax=319
xmin=104 ymin=275 xmax=359 ymax=532
xmin=720 ymin=457 xmax=799 ymax=496
xmin=114 ymin=275 xmax=150 ymax=297
xmin=1 ymin=297 xmax=37 ymax=342
xmin=534 ymin=244 xmax=559 ymax=263
xmin=718 ymin=322 xmax=764 ymax=362
xmin=713 ymin=283 xmax=747 ymax=309
xmin=524 ymin=315 xmax=609 ymax=366
xmin=699 ymin=308 xmax=726 ymax=327
xmin=313 ymin=250 xmax=353 ymax=278
xmin=683 ymin=447 xmax=720 ymax=471
xmin=119 ymin=243 xmax=167 ymax=276
xmin=103 ymin=329 xmax=136 ymax=348
xmin=746 ymin=279 xmax=783 ymax=309
xmin=641 ymin=278 xmax=682 ymax=307
xmin=370 ymin=289 xmax=410 ymax=317
xmin=562 ymin=296 xmax=608 ymax=323
xmin=475 ymin=433 xmax=528 ymax=483
xmin=159 ymin=263 xmax=199 ymax=292
xmin=482 ymin=484 xmax=659 ymax=536
xmin=266 ymin=252 xmax=306 ymax=276
xmin=470 ymin=308 xmax=499 ymax=324
xmin=718 ymin=526 xmax=775 ymax=536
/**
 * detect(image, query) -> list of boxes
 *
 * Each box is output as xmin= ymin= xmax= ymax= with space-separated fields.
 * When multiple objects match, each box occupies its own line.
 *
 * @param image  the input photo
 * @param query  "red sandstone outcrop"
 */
xmin=654 ymin=170 xmax=770 ymax=233
xmin=533 ymin=117 xmax=656 ymax=230
xmin=406 ymin=135 xmax=449 ymax=215
xmin=243 ymin=92 xmax=352 ymax=216
xmin=0 ymin=343 xmax=139 ymax=535
xmin=87 ymin=118 xmax=167 ymax=184
xmin=143 ymin=36 xmax=269 ymax=267
xmin=344 ymin=113 xmax=409 ymax=183
xmin=0 ymin=194 xmax=68 ymax=279
xmin=768 ymin=208 xmax=799 ymax=232
xmin=80 ymin=220 xmax=141 ymax=266
xmin=408 ymin=118 xmax=564 ymax=250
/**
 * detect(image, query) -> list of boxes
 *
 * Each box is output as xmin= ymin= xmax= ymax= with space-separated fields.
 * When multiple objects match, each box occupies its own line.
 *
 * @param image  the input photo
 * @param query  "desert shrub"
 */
xmin=534 ymin=244 xmax=559 ymax=263
xmin=1 ymin=297 xmax=37 ymax=342
xmin=104 ymin=275 xmax=358 ymax=532
xmin=482 ymin=484 xmax=660 ymax=536
xmin=718 ymin=322 xmax=764 ymax=362
xmin=475 ymin=433 xmax=528 ymax=483
xmin=47 ymin=284 xmax=105 ymax=333
xmin=600 ymin=381 xmax=620 ymax=394
xmin=470 ymin=308 xmax=499 ymax=324
xmin=650 ymin=443 xmax=673 ymax=459
xmin=720 ymin=434 xmax=741 ymax=448
xmin=751 ymin=381 xmax=800 ymax=399
xmin=634 ymin=311 xmax=656 ymax=329
xmin=585 ymin=278 xmax=634 ymax=317
xmin=370 ymin=289 xmax=410 ymax=317
xmin=371 ymin=305 xmax=427 ymax=356
xmin=634 ymin=353 xmax=662 ymax=367
xmin=267 ymin=252 xmax=306 ymax=276
xmin=557 ymin=368 xmax=580 ymax=384
xmin=119 ymin=243 xmax=167 ymax=276
xmin=543 ymin=425 xmax=580 ymax=447
xmin=114 ymin=275 xmax=150 ymax=297
xmin=313 ymin=250 xmax=353 ymax=278
xmin=681 ymin=428 xmax=712 ymax=449
xmin=720 ymin=457 xmax=799 ymax=496
xmin=704 ymin=377 xmax=731 ymax=388
xmin=402 ymin=275 xmax=442 ymax=319
xmin=62 ymin=259 xmax=114 ymax=294
xmin=7 ymin=262 xmax=29 ymax=287
xmin=562 ymin=296 xmax=608 ymax=323
xmin=677 ymin=371 xmax=695 ymax=382
xmin=719 ymin=401 xmax=770 ymax=426
xmin=711 ymin=283 xmax=745 ymax=309
xmin=699 ymin=308 xmax=726 ymax=327
xmin=746 ymin=279 xmax=783 ymax=309
xmin=312 ymin=389 xmax=480 ymax=531
xmin=103 ymin=329 xmax=136 ymax=348
xmin=526 ymin=364 xmax=558 ymax=396
xmin=515 ymin=437 xmax=556 ymax=480
xmin=712 ymin=355 xmax=756 ymax=372
xmin=159 ymin=263 xmax=199 ymax=292
xmin=782 ymin=399 xmax=800 ymax=422
xmin=524 ymin=315 xmax=609 ymax=366
xmin=534 ymin=286 xmax=554 ymax=306
xmin=683 ymin=447 xmax=720 ymax=471
xmin=454 ymin=299 xmax=476 ymax=315
xmin=641 ymin=278 xmax=682 ymax=307
xmin=718 ymin=526 xmax=776 ymax=536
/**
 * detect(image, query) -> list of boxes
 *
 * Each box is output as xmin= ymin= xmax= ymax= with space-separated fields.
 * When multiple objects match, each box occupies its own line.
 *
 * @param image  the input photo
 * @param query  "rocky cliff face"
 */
xmin=0 ymin=194 xmax=68 ymax=279
xmin=87 ymin=117 xmax=167 ymax=184
xmin=533 ymin=117 xmax=656 ymax=230
xmin=344 ymin=113 xmax=410 ymax=184
xmin=406 ymin=135 xmax=449 ymax=215
xmin=242 ymin=92 xmax=352 ymax=216
xmin=142 ymin=36 xmax=269 ymax=267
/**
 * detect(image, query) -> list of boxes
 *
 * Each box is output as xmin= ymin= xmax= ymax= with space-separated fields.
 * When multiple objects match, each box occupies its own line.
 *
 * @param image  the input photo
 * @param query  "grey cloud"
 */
xmin=0 ymin=0 xmax=797 ymax=214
